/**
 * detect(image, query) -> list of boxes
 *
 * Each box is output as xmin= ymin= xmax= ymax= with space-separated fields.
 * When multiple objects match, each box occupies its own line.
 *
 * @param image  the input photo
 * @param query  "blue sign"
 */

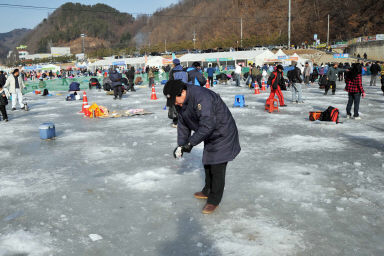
xmin=112 ymin=61 xmax=126 ymax=66
xmin=277 ymin=55 xmax=288 ymax=60
xmin=23 ymin=65 xmax=42 ymax=70
xmin=333 ymin=54 xmax=349 ymax=59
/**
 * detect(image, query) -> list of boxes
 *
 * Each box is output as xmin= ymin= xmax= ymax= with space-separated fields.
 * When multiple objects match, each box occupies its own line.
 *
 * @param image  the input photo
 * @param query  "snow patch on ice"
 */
xmin=109 ymin=168 xmax=178 ymax=191
xmin=273 ymin=135 xmax=344 ymax=152
xmin=207 ymin=209 xmax=304 ymax=256
xmin=59 ymin=131 xmax=105 ymax=142
xmin=239 ymin=125 xmax=273 ymax=135
xmin=0 ymin=171 xmax=65 ymax=197
xmin=0 ymin=230 xmax=52 ymax=256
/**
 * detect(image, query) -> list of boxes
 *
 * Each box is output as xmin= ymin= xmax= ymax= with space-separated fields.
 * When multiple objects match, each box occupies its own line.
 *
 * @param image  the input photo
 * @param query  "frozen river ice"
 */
xmin=0 ymin=78 xmax=383 ymax=256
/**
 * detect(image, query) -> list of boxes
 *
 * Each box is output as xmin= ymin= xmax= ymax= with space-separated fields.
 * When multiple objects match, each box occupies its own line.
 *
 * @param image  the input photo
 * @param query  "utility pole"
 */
xmin=165 ymin=39 xmax=167 ymax=53
xmin=240 ymin=17 xmax=243 ymax=48
xmin=81 ymin=34 xmax=86 ymax=55
xmin=193 ymin=29 xmax=196 ymax=50
xmin=327 ymin=14 xmax=330 ymax=47
xmin=288 ymin=0 xmax=291 ymax=49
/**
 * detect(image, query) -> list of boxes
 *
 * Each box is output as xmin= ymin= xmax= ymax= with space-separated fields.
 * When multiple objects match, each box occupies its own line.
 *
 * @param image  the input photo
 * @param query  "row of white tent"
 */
xmin=88 ymin=49 xmax=309 ymax=70
xmin=14 ymin=50 xmax=309 ymax=73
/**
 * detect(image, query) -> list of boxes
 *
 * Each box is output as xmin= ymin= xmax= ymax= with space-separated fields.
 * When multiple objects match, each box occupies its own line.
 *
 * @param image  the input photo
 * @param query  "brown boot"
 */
xmin=202 ymin=204 xmax=218 ymax=214
xmin=194 ymin=192 xmax=208 ymax=199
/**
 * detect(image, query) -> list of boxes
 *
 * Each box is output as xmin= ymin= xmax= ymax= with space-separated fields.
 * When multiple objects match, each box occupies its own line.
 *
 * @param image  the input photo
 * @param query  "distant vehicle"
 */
xmin=150 ymin=52 xmax=161 ymax=56
xmin=175 ymin=50 xmax=188 ymax=55
xmin=253 ymin=46 xmax=268 ymax=51
xmin=275 ymin=45 xmax=288 ymax=49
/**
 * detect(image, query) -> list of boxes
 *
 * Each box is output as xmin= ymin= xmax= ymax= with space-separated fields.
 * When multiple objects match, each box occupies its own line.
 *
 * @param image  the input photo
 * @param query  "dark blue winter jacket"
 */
xmin=109 ymin=71 xmax=122 ymax=87
xmin=207 ymin=67 xmax=215 ymax=77
xmin=170 ymin=65 xmax=188 ymax=83
xmin=188 ymin=68 xmax=207 ymax=86
xmin=69 ymin=82 xmax=80 ymax=91
xmin=177 ymin=84 xmax=241 ymax=165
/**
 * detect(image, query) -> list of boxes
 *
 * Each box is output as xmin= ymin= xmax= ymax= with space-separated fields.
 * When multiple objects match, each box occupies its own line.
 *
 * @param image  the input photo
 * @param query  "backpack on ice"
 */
xmin=309 ymin=111 xmax=322 ymax=121
xmin=320 ymin=106 xmax=339 ymax=123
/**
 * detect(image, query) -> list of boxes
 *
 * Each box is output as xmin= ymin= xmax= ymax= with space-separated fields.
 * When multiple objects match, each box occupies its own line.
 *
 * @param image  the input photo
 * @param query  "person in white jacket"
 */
xmin=4 ymin=69 xmax=26 ymax=111
xmin=235 ymin=64 xmax=242 ymax=87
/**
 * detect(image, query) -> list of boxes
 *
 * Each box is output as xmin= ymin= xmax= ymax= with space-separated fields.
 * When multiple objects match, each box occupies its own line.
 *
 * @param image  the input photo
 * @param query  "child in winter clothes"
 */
xmin=0 ymin=86 xmax=10 ymax=122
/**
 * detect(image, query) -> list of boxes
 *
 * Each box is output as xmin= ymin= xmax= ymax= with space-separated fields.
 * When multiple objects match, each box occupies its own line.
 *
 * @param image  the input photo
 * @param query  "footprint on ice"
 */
xmin=88 ymin=234 xmax=103 ymax=242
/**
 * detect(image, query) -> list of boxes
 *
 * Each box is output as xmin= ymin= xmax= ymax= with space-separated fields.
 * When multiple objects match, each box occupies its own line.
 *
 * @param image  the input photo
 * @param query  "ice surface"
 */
xmin=1 ymin=77 xmax=384 ymax=255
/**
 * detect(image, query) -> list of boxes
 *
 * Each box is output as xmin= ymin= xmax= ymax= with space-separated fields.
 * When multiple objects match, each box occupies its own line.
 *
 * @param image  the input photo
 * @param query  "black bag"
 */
xmin=42 ymin=88 xmax=49 ymax=96
xmin=320 ymin=106 xmax=339 ymax=123
xmin=0 ymin=91 xmax=8 ymax=105
xmin=319 ymin=75 xmax=328 ymax=86
xmin=287 ymin=70 xmax=294 ymax=82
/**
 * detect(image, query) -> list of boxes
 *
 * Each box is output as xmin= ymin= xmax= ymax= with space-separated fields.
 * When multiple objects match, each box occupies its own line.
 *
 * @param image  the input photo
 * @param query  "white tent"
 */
xmin=274 ymin=49 xmax=287 ymax=58
xmin=179 ymin=50 xmax=276 ymax=67
xmin=146 ymin=56 xmax=164 ymax=67
xmin=254 ymin=51 xmax=276 ymax=66
xmin=291 ymin=53 xmax=309 ymax=65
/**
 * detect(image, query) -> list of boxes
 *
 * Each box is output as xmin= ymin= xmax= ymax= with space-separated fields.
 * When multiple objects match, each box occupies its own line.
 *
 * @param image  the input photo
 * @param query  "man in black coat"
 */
xmin=0 ymin=71 xmax=6 ymax=87
xmin=163 ymin=80 xmax=241 ymax=214
xmin=109 ymin=70 xmax=123 ymax=100
xmin=188 ymin=62 xmax=206 ymax=86
xmin=125 ymin=66 xmax=136 ymax=92
xmin=370 ymin=61 xmax=381 ymax=86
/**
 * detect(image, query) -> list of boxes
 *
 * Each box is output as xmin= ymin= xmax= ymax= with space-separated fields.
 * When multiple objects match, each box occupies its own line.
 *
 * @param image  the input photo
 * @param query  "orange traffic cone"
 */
xmin=206 ymin=79 xmax=210 ymax=88
xmin=261 ymin=80 xmax=266 ymax=91
xmin=80 ymin=91 xmax=88 ymax=113
xmin=150 ymin=84 xmax=158 ymax=100
xmin=254 ymin=84 xmax=260 ymax=94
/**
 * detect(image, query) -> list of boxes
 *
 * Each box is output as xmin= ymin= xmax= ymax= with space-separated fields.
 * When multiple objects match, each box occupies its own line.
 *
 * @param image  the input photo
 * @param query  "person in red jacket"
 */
xmin=345 ymin=63 xmax=365 ymax=119
xmin=267 ymin=65 xmax=287 ymax=107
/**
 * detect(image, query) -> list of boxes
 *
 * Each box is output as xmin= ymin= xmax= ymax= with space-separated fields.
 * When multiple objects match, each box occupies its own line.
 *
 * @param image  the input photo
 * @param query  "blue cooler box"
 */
xmin=39 ymin=122 xmax=56 ymax=140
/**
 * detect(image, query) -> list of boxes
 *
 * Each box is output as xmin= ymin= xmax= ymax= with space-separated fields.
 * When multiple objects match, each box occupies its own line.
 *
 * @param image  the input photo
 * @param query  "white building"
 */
xmin=18 ymin=50 xmax=29 ymax=60
xmin=51 ymin=47 xmax=71 ymax=57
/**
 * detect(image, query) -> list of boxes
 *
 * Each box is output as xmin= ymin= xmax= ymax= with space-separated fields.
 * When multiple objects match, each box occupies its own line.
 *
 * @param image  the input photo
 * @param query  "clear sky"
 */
xmin=0 ymin=0 xmax=180 ymax=33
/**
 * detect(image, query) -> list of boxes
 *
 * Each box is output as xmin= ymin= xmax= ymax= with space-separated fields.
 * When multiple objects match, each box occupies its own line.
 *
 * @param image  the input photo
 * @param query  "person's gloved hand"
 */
xmin=173 ymin=143 xmax=193 ymax=159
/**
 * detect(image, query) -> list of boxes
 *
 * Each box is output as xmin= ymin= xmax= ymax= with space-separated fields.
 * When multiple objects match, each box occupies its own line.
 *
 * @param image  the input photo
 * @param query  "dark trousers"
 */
xmin=256 ymin=75 xmax=262 ymax=88
xmin=149 ymin=77 xmax=154 ymax=88
xmin=346 ymin=92 xmax=361 ymax=117
xmin=208 ymin=76 xmax=214 ymax=87
xmin=127 ymin=82 xmax=136 ymax=91
xmin=381 ymin=75 xmax=384 ymax=93
xmin=0 ymin=105 xmax=7 ymax=120
xmin=325 ymin=81 xmax=336 ymax=94
xmin=202 ymin=162 xmax=227 ymax=206
xmin=113 ymin=85 xmax=122 ymax=99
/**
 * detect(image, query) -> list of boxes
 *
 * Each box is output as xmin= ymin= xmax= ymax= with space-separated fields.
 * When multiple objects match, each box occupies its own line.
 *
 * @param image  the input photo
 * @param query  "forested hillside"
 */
xmin=21 ymin=3 xmax=136 ymax=53
xmin=16 ymin=0 xmax=384 ymax=55
xmin=137 ymin=0 xmax=384 ymax=51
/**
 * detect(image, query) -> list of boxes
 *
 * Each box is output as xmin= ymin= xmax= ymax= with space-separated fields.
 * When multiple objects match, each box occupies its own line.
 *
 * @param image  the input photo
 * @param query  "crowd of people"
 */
xmin=1 ymin=58 xmax=383 ymax=123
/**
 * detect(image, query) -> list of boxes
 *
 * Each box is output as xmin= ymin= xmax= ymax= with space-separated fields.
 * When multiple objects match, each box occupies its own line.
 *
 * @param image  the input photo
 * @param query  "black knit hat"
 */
xmin=163 ymin=80 xmax=187 ymax=106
